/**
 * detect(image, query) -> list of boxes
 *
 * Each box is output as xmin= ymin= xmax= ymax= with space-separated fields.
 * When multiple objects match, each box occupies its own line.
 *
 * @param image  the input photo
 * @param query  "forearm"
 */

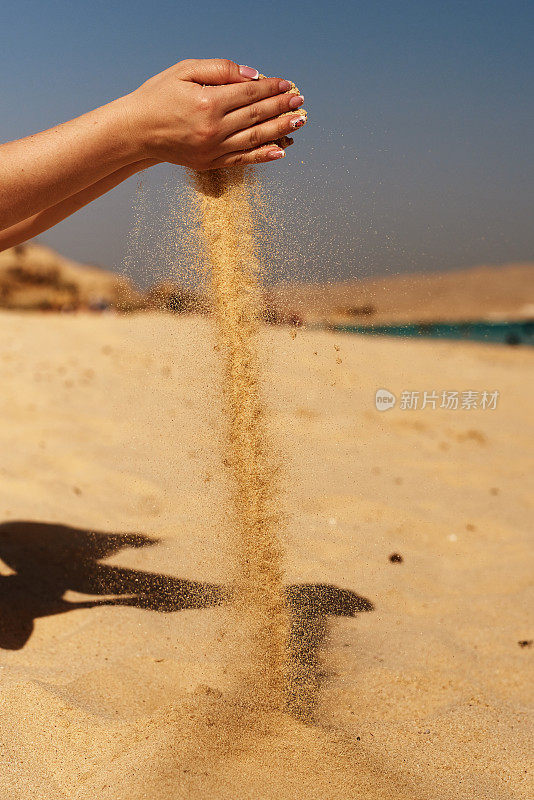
xmin=0 ymin=96 xmax=140 ymax=230
xmin=0 ymin=59 xmax=307 ymax=237
xmin=0 ymin=159 xmax=157 ymax=252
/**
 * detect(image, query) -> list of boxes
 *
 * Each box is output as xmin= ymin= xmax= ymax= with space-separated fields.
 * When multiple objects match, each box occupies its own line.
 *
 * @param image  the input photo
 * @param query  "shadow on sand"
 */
xmin=0 ymin=520 xmax=373 ymax=716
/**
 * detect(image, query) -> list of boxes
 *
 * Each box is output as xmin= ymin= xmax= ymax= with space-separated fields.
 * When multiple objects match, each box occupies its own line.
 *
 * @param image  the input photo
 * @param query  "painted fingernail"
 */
xmin=289 ymin=94 xmax=304 ymax=109
xmin=290 ymin=115 xmax=307 ymax=129
xmin=278 ymin=79 xmax=291 ymax=92
xmin=239 ymin=65 xmax=259 ymax=79
xmin=268 ymin=149 xmax=285 ymax=159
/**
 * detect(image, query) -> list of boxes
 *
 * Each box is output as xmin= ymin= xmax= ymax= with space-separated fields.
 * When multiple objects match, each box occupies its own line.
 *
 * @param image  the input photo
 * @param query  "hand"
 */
xmin=121 ymin=58 xmax=306 ymax=170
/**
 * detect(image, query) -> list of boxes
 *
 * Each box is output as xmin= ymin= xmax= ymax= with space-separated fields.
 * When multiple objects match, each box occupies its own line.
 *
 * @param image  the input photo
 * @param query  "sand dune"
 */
xmin=0 ymin=243 xmax=142 ymax=310
xmin=0 ymin=312 xmax=532 ymax=799
xmin=4 ymin=245 xmax=533 ymax=327
xmin=266 ymin=262 xmax=534 ymax=324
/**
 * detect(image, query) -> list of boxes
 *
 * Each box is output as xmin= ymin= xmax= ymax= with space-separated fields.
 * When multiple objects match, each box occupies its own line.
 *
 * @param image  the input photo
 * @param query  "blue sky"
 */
xmin=1 ymin=0 xmax=533 ymax=285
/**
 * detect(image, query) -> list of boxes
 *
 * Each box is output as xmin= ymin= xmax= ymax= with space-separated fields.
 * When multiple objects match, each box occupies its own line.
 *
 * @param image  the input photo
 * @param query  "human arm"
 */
xmin=0 ymin=58 xmax=306 ymax=232
xmin=0 ymin=160 xmax=157 ymax=252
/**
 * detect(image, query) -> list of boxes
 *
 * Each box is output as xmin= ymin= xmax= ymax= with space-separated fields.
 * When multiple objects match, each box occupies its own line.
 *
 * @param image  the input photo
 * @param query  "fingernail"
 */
xmin=268 ymin=149 xmax=285 ymax=159
xmin=239 ymin=65 xmax=259 ymax=79
xmin=289 ymin=94 xmax=304 ymax=109
xmin=290 ymin=115 xmax=307 ymax=129
xmin=278 ymin=79 xmax=291 ymax=92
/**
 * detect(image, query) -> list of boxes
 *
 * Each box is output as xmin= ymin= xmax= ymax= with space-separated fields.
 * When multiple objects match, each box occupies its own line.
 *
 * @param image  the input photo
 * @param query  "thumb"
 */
xmin=179 ymin=58 xmax=259 ymax=86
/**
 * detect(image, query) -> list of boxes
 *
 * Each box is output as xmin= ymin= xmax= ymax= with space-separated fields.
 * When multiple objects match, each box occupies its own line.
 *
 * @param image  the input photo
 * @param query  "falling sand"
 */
xmin=190 ymin=167 xmax=290 ymax=713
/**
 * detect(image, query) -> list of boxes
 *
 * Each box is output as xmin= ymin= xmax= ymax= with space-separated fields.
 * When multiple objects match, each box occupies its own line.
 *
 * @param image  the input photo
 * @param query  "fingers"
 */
xmin=176 ymin=58 xmax=260 ymax=86
xmin=211 ymin=144 xmax=291 ymax=169
xmin=223 ymin=90 xmax=304 ymax=135
xmin=279 ymin=136 xmax=294 ymax=148
xmin=222 ymin=112 xmax=307 ymax=154
xmin=218 ymin=76 xmax=293 ymax=112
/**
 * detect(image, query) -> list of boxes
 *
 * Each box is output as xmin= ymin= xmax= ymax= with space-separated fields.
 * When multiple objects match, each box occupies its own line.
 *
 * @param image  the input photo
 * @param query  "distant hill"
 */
xmin=2 ymin=246 xmax=532 ymax=325
xmin=265 ymin=263 xmax=534 ymax=324
xmin=0 ymin=244 xmax=143 ymax=311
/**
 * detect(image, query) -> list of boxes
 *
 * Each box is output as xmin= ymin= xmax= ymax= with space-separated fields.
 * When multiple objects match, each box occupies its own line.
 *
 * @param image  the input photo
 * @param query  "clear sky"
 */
xmin=2 ymin=0 xmax=533 ymax=285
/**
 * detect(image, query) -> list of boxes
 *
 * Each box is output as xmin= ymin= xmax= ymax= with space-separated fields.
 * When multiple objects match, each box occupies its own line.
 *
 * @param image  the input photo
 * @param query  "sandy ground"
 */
xmin=0 ymin=311 xmax=532 ymax=799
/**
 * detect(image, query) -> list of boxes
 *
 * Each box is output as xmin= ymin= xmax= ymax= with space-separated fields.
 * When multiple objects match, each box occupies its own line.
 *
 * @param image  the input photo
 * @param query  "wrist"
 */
xmin=109 ymin=94 xmax=150 ymax=162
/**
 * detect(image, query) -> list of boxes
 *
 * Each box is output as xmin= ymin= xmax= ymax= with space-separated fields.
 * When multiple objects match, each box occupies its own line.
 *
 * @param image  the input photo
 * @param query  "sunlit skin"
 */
xmin=0 ymin=58 xmax=306 ymax=252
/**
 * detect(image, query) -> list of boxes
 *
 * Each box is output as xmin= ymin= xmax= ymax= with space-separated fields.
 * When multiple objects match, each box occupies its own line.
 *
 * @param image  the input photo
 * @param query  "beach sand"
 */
xmin=0 ymin=311 xmax=532 ymax=799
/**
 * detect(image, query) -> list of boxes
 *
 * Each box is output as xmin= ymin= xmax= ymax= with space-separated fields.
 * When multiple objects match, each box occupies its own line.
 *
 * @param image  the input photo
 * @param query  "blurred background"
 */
xmin=2 ymin=0 xmax=533 ymax=277
xmin=1 ymin=0 xmax=533 ymax=340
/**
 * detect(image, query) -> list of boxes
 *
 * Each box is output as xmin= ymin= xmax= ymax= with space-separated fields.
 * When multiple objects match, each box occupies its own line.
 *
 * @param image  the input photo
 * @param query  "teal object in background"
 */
xmin=330 ymin=320 xmax=534 ymax=346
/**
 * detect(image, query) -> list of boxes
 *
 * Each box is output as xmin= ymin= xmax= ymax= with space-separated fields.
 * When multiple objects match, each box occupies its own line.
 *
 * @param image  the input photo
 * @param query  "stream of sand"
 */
xmin=191 ymin=167 xmax=290 ymax=712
